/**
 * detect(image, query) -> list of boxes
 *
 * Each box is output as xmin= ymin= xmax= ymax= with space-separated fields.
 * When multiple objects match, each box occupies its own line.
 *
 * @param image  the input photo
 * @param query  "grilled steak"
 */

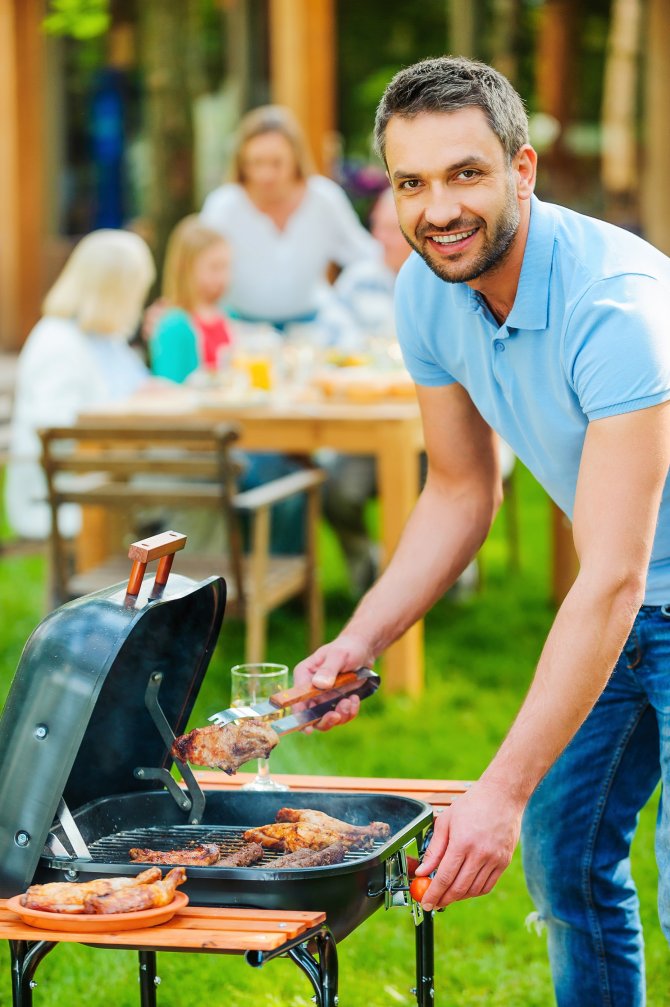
xmin=276 ymin=807 xmax=390 ymax=841
xmin=129 ymin=843 xmax=221 ymax=866
xmin=216 ymin=842 xmax=265 ymax=867
xmin=171 ymin=719 xmax=279 ymax=773
xmin=267 ymin=843 xmax=347 ymax=869
xmin=21 ymin=867 xmax=163 ymax=913
xmin=83 ymin=867 xmax=187 ymax=914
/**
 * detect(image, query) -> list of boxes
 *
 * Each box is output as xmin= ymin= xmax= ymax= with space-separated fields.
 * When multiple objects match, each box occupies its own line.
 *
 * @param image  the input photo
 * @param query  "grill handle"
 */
xmin=126 ymin=530 xmax=187 ymax=599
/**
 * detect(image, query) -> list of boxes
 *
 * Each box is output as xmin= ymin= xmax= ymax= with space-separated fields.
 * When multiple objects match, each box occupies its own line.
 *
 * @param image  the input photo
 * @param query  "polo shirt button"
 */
xmin=494 ymin=339 xmax=505 ymax=352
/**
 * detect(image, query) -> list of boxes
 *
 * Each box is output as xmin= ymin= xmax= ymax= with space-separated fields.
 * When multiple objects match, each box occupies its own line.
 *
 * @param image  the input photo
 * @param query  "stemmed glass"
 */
xmin=230 ymin=662 xmax=290 ymax=792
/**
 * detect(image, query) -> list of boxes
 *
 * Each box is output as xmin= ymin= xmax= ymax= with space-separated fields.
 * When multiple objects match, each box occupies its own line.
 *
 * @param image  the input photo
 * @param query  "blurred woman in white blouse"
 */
xmin=200 ymin=104 xmax=378 ymax=332
xmin=5 ymin=229 xmax=156 ymax=539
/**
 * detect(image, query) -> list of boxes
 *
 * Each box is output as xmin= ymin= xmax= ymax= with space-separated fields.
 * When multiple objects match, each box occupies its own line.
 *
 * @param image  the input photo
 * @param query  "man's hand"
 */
xmin=413 ymin=782 xmax=524 ymax=910
xmin=293 ymin=632 xmax=375 ymax=732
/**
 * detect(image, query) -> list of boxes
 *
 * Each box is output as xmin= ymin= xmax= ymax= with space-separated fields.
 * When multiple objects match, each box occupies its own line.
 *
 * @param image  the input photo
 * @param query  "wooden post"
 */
xmin=641 ymin=0 xmax=670 ymax=254
xmin=551 ymin=502 xmax=579 ymax=606
xmin=0 ymin=0 xmax=46 ymax=351
xmin=268 ymin=0 xmax=336 ymax=174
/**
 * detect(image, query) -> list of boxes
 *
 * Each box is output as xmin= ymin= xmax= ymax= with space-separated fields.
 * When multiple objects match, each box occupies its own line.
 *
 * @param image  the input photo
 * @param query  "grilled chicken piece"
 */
xmin=83 ymin=867 xmax=187 ymax=914
xmin=216 ymin=842 xmax=265 ymax=867
xmin=21 ymin=868 xmax=162 ymax=914
xmin=243 ymin=822 xmax=376 ymax=852
xmin=129 ymin=843 xmax=220 ymax=866
xmin=267 ymin=843 xmax=347 ymax=869
xmin=276 ymin=808 xmax=390 ymax=841
xmin=171 ymin=719 xmax=279 ymax=774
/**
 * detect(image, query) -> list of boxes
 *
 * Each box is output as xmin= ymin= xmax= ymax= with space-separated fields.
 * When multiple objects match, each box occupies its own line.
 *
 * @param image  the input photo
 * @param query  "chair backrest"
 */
xmin=38 ymin=420 xmax=245 ymax=603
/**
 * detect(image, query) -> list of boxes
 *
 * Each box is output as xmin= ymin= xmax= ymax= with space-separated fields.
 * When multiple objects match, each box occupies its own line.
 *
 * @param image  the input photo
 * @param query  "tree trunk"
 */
xmin=137 ymin=0 xmax=200 ymax=275
xmin=600 ymin=0 xmax=641 ymax=227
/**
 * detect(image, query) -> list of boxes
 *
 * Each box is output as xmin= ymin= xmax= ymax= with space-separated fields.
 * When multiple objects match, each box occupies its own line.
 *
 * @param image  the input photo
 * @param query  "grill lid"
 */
xmin=0 ymin=560 xmax=225 ymax=896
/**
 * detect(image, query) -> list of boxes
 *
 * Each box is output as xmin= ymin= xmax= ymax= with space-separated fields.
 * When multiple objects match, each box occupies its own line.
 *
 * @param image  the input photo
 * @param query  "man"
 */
xmin=295 ymin=56 xmax=670 ymax=1006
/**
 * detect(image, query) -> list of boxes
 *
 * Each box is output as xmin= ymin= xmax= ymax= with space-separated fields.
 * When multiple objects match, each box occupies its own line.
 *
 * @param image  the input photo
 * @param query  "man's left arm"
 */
xmin=415 ymin=401 xmax=670 ymax=909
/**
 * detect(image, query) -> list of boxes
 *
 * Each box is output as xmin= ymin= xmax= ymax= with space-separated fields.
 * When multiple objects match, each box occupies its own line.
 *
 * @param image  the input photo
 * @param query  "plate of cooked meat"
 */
xmin=7 ymin=867 xmax=188 ymax=932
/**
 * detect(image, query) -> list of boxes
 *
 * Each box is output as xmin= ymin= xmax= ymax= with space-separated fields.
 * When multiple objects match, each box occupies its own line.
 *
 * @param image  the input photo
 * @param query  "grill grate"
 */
xmin=86 ymin=824 xmax=385 ymax=866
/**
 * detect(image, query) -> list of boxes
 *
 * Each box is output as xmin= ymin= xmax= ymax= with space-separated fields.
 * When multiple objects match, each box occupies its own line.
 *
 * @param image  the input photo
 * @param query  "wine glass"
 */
xmin=230 ymin=662 xmax=290 ymax=792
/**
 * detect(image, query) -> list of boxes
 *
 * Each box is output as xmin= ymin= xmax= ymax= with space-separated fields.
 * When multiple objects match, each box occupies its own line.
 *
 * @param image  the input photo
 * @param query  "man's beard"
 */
xmin=402 ymin=181 xmax=520 ymax=284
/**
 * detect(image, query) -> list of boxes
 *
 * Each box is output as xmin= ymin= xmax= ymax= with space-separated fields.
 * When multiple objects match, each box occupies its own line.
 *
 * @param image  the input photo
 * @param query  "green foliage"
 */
xmin=43 ymin=0 xmax=110 ymax=40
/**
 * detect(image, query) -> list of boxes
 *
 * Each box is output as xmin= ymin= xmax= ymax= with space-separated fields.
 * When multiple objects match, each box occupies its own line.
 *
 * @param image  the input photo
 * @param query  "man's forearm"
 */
xmin=343 ymin=480 xmax=496 ymax=657
xmin=480 ymin=571 xmax=643 ymax=803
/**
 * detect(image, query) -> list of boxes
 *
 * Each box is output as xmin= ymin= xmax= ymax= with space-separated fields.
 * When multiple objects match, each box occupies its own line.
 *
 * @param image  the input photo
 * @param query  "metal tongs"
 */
xmin=208 ymin=667 xmax=381 ymax=735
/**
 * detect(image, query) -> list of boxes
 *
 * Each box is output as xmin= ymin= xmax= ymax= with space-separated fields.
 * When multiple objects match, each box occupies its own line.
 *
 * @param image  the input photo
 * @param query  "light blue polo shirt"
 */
xmin=395 ymin=195 xmax=670 ymax=603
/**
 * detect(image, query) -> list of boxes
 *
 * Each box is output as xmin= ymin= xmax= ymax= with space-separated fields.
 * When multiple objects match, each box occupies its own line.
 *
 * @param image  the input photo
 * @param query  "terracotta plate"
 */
xmin=6 ymin=890 xmax=189 ymax=932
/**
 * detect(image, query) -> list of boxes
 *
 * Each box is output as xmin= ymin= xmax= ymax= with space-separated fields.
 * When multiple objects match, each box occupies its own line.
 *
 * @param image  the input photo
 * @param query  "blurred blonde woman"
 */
xmin=201 ymin=105 xmax=377 ymax=331
xmin=150 ymin=215 xmax=233 ymax=384
xmin=5 ymin=229 xmax=156 ymax=539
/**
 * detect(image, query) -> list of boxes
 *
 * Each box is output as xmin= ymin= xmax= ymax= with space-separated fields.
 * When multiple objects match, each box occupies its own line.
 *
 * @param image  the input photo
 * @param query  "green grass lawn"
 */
xmin=0 ymin=466 xmax=667 ymax=1006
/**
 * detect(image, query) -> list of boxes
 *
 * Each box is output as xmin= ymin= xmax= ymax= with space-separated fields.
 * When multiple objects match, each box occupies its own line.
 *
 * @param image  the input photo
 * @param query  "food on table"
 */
xmin=171 ymin=719 xmax=279 ymax=773
xmin=244 ymin=809 xmax=390 ymax=852
xmin=83 ymin=867 xmax=186 ymax=914
xmin=129 ymin=843 xmax=221 ymax=866
xmin=215 ymin=842 xmax=265 ymax=867
xmin=266 ymin=843 xmax=348 ymax=869
xmin=20 ymin=867 xmax=163 ymax=914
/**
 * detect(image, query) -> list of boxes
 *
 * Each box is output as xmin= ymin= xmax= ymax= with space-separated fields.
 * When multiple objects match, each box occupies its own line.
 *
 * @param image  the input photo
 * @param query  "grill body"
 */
xmin=0 ymin=565 xmax=432 ymax=942
xmin=38 ymin=790 xmax=432 ymax=940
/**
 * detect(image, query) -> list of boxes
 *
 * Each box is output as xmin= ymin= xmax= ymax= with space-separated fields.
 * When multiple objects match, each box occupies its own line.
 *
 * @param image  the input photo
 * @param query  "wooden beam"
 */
xmin=641 ymin=0 xmax=670 ymax=254
xmin=0 ymin=0 xmax=46 ymax=351
xmin=268 ymin=0 xmax=336 ymax=174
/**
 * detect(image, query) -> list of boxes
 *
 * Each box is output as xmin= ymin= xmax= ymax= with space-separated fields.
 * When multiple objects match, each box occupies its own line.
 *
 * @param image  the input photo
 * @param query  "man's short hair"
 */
xmin=374 ymin=56 xmax=529 ymax=164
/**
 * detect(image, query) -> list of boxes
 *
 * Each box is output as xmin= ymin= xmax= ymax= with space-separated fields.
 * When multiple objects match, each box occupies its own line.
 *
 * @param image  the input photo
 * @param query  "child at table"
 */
xmin=150 ymin=215 xmax=234 ymax=384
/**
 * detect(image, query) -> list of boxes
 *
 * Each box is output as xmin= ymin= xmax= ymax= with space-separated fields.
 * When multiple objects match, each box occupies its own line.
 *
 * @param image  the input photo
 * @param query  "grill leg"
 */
xmin=287 ymin=926 xmax=339 ymax=1007
xmin=138 ymin=950 xmax=158 ymax=1007
xmin=414 ymin=911 xmax=435 ymax=1006
xmin=9 ymin=940 xmax=56 ymax=1007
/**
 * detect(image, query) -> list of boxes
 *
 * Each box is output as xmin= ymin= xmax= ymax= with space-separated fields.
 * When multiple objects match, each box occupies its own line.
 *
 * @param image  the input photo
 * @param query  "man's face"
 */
xmin=385 ymin=108 xmax=522 ymax=284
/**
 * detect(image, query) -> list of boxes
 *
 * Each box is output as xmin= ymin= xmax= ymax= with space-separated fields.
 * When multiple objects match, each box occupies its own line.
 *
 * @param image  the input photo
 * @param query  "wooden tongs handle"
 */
xmin=269 ymin=668 xmax=378 ymax=710
xmin=126 ymin=530 xmax=187 ymax=598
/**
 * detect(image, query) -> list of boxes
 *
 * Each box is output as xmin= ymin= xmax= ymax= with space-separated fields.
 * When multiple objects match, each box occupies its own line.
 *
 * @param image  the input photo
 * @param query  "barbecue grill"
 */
xmin=0 ymin=533 xmax=436 ymax=1004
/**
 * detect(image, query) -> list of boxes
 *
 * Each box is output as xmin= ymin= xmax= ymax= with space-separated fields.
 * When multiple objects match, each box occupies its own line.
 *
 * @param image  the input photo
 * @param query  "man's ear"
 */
xmin=514 ymin=145 xmax=537 ymax=201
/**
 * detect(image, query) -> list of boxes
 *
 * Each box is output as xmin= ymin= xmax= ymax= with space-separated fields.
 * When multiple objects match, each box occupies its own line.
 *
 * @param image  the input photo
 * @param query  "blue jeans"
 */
xmin=521 ymin=605 xmax=670 ymax=1006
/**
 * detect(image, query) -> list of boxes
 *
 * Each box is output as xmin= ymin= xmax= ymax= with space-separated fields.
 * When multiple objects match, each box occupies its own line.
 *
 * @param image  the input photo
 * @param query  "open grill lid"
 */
xmin=0 ymin=534 xmax=226 ymax=896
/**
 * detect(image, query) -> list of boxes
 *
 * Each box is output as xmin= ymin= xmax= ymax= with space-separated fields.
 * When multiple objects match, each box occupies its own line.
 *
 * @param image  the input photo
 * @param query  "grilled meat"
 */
xmin=171 ymin=719 xmax=279 ymax=773
xmin=83 ymin=867 xmax=186 ymax=914
xmin=216 ymin=842 xmax=265 ymax=867
xmin=276 ymin=808 xmax=390 ymax=841
xmin=129 ymin=843 xmax=221 ymax=866
xmin=243 ymin=808 xmax=390 ymax=853
xmin=267 ymin=843 xmax=347 ymax=869
xmin=21 ymin=868 xmax=162 ymax=914
xmin=243 ymin=821 xmax=377 ymax=852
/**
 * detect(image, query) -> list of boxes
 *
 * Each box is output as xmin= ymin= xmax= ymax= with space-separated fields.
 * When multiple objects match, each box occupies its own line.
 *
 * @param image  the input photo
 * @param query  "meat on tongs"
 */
xmin=83 ymin=867 xmax=187 ymax=914
xmin=171 ymin=719 xmax=278 ymax=774
xmin=21 ymin=867 xmax=162 ymax=914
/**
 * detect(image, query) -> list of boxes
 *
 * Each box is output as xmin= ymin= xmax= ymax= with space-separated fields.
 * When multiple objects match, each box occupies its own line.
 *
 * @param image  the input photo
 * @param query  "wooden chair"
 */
xmin=39 ymin=421 xmax=325 ymax=661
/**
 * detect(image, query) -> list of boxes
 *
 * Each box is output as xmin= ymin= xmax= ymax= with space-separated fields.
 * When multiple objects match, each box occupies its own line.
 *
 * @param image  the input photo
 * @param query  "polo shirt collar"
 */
xmin=504 ymin=194 xmax=556 ymax=332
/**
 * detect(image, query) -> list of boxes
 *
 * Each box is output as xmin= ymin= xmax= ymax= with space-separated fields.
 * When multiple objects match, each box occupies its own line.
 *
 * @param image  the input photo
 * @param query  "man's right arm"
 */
xmin=294 ymin=381 xmax=501 ymax=720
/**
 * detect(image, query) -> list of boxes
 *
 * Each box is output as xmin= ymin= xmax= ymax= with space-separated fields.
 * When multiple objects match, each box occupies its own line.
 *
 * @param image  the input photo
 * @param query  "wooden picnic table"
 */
xmin=78 ymin=393 xmax=426 ymax=695
xmin=0 ymin=773 xmax=467 ymax=1007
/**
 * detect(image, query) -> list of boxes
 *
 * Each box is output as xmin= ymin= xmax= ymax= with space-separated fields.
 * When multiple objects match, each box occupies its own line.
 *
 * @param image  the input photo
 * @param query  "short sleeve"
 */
xmin=313 ymin=177 xmax=378 ymax=268
xmin=565 ymin=274 xmax=670 ymax=420
xmin=394 ymin=258 xmax=457 ymax=387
